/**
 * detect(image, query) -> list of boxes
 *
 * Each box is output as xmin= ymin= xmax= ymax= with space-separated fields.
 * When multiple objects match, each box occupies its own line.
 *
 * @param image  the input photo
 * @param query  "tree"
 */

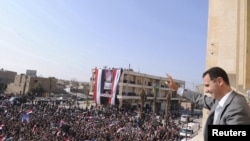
xmin=152 ymin=85 xmax=159 ymax=115
xmin=30 ymin=84 xmax=45 ymax=97
xmin=164 ymin=90 xmax=171 ymax=121
xmin=85 ymin=88 xmax=90 ymax=108
xmin=0 ymin=83 xmax=7 ymax=93
xmin=48 ymin=77 xmax=53 ymax=97
xmin=139 ymin=89 xmax=146 ymax=121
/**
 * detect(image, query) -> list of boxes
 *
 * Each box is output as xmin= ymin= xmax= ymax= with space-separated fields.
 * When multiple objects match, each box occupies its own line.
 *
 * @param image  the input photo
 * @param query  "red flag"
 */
xmin=109 ymin=69 xmax=122 ymax=105
xmin=116 ymin=127 xmax=125 ymax=133
xmin=0 ymin=124 xmax=4 ymax=130
xmin=93 ymin=69 xmax=102 ymax=104
xmin=26 ymin=109 xmax=33 ymax=114
xmin=0 ymin=135 xmax=6 ymax=141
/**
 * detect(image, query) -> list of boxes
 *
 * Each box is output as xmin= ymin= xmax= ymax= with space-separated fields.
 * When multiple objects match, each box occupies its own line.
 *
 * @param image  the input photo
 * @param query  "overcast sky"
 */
xmin=0 ymin=0 xmax=208 ymax=89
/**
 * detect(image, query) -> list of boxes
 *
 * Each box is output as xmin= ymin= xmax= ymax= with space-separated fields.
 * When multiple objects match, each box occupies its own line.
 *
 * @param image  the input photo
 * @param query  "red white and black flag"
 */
xmin=93 ymin=68 xmax=122 ymax=105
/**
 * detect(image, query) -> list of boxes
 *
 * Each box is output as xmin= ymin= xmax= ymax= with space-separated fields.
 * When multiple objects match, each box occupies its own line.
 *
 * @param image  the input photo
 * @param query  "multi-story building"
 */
xmin=0 ymin=69 xmax=17 ymax=84
xmin=6 ymin=74 xmax=57 ymax=95
xmin=89 ymin=67 xmax=186 ymax=111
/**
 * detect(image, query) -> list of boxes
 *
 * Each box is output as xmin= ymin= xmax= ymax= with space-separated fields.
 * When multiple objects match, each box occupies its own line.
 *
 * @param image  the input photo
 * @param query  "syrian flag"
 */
xmin=109 ymin=69 xmax=122 ymax=105
xmin=116 ymin=127 xmax=125 ymax=133
xmin=109 ymin=123 xmax=116 ymax=127
xmin=0 ymin=124 xmax=4 ymax=130
xmin=93 ymin=68 xmax=122 ymax=105
xmin=56 ymin=130 xmax=61 ymax=136
xmin=93 ymin=68 xmax=103 ymax=104
xmin=26 ymin=109 xmax=33 ymax=114
xmin=32 ymin=125 xmax=37 ymax=134
xmin=0 ymin=135 xmax=6 ymax=141
xmin=59 ymin=119 xmax=64 ymax=127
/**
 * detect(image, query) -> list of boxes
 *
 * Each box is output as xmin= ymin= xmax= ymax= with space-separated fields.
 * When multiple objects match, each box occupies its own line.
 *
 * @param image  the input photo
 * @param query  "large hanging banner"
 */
xmin=93 ymin=68 xmax=122 ymax=105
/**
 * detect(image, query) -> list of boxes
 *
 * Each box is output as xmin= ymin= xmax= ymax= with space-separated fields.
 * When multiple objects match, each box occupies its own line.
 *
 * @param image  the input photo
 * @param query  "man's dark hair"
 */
xmin=202 ymin=67 xmax=230 ymax=85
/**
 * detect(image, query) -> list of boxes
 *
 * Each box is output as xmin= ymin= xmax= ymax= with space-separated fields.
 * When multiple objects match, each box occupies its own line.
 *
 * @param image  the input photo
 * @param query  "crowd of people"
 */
xmin=0 ymin=100 xmax=186 ymax=141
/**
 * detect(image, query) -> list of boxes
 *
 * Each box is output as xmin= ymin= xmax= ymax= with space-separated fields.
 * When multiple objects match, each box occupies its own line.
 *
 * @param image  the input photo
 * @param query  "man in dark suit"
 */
xmin=165 ymin=66 xmax=250 ymax=141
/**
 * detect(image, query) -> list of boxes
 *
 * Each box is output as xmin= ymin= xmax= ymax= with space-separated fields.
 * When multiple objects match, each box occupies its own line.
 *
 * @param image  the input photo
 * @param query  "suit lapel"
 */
xmin=223 ymin=91 xmax=236 ymax=107
xmin=216 ymin=91 xmax=236 ymax=124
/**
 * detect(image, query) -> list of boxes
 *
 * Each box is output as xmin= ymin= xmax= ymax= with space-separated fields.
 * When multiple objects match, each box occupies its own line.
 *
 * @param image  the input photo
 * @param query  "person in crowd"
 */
xmin=0 ymin=97 xmax=182 ymax=141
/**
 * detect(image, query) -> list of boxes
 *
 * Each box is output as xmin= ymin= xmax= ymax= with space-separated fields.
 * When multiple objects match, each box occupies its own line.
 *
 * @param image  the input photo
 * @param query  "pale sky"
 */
xmin=0 ymin=0 xmax=208 ymax=89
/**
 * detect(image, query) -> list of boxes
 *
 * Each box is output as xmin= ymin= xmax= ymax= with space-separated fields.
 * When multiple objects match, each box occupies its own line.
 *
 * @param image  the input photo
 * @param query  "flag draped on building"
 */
xmin=109 ymin=69 xmax=121 ymax=105
xmin=93 ymin=68 xmax=122 ymax=105
xmin=93 ymin=69 xmax=102 ymax=105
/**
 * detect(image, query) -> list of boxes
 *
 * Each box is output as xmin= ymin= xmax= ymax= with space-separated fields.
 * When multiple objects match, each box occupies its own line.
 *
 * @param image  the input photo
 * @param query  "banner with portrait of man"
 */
xmin=93 ymin=68 xmax=122 ymax=105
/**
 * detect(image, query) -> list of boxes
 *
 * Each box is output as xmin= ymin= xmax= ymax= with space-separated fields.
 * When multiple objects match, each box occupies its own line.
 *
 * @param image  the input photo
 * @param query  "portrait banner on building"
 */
xmin=93 ymin=68 xmax=122 ymax=105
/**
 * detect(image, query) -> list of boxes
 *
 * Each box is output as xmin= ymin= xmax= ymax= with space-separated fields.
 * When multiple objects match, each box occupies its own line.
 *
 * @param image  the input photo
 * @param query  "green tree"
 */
xmin=30 ymin=84 xmax=45 ymax=97
xmin=152 ymin=85 xmax=159 ymax=115
xmin=139 ymin=89 xmax=146 ymax=120
xmin=165 ymin=91 xmax=171 ymax=121
xmin=0 ymin=83 xmax=7 ymax=93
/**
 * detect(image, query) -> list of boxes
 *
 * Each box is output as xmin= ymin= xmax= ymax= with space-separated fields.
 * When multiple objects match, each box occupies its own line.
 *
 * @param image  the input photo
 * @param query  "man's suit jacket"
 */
xmin=182 ymin=90 xmax=250 ymax=141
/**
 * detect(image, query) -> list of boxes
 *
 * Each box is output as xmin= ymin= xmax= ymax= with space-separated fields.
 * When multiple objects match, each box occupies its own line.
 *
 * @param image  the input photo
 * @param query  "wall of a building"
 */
xmin=28 ymin=77 xmax=57 ymax=93
xmin=192 ymin=0 xmax=250 ymax=141
xmin=206 ymin=0 xmax=250 ymax=92
xmin=6 ymin=74 xmax=57 ymax=95
xmin=5 ymin=74 xmax=26 ymax=94
xmin=0 ymin=70 xmax=17 ymax=84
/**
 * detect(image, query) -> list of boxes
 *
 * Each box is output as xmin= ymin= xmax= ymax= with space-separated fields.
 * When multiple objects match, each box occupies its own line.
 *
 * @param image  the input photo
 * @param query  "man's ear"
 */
xmin=217 ymin=77 xmax=224 ymax=86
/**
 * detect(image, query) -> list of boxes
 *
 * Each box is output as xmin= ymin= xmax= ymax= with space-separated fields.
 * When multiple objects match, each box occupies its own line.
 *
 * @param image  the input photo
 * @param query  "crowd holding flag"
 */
xmin=0 ymin=124 xmax=4 ymax=130
xmin=21 ymin=113 xmax=30 ymax=123
xmin=26 ymin=109 xmax=33 ymax=114
xmin=0 ymin=135 xmax=6 ymax=141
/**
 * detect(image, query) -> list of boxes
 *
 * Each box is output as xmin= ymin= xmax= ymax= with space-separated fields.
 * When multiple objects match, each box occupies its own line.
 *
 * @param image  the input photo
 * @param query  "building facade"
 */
xmin=6 ymin=74 xmax=57 ymax=95
xmin=0 ymin=69 xmax=17 ymax=84
xmin=89 ymin=68 xmax=186 ymax=111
